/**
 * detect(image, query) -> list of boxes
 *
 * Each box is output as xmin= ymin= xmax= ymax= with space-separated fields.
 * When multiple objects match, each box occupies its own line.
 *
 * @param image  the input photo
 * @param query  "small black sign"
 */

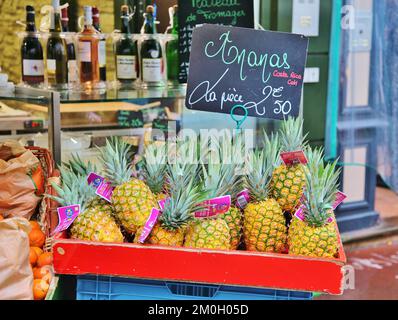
xmin=117 ymin=111 xmax=144 ymax=128
xmin=178 ymin=0 xmax=254 ymax=83
xmin=185 ymin=24 xmax=309 ymax=120
xmin=152 ymin=119 xmax=181 ymax=140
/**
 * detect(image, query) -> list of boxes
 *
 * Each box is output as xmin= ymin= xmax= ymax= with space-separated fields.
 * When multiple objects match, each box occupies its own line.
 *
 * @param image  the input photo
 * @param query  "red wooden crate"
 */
xmin=52 ymin=234 xmax=346 ymax=295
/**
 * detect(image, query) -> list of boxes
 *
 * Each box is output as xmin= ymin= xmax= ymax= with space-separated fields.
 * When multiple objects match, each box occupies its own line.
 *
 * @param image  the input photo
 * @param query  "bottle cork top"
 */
xmin=146 ymin=5 xmax=155 ymax=14
xmin=26 ymin=5 xmax=35 ymax=13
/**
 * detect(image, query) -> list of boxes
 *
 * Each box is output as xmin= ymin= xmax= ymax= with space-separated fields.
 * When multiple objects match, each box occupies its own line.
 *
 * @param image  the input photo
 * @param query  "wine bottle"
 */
xmin=21 ymin=6 xmax=45 ymax=86
xmin=47 ymin=0 xmax=68 ymax=88
xmin=115 ymin=5 xmax=138 ymax=85
xmin=92 ymin=7 xmax=106 ymax=82
xmin=78 ymin=6 xmax=100 ymax=88
xmin=61 ymin=6 xmax=78 ymax=86
xmin=166 ymin=5 xmax=179 ymax=84
xmin=140 ymin=5 xmax=164 ymax=87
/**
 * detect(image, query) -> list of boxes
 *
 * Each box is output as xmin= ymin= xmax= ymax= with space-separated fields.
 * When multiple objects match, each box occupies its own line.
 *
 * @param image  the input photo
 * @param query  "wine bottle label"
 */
xmin=47 ymin=59 xmax=56 ymax=83
xmin=47 ymin=59 xmax=56 ymax=72
xmin=23 ymin=60 xmax=44 ymax=76
xmin=67 ymin=60 xmax=78 ymax=83
xmin=98 ymin=40 xmax=106 ymax=66
xmin=78 ymin=41 xmax=91 ymax=62
xmin=142 ymin=58 xmax=162 ymax=82
xmin=117 ymin=55 xmax=137 ymax=80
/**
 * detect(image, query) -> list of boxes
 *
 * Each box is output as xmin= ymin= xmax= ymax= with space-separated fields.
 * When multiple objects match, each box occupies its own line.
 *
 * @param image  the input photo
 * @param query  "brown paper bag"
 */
xmin=0 ymin=217 xmax=33 ymax=300
xmin=0 ymin=141 xmax=44 ymax=220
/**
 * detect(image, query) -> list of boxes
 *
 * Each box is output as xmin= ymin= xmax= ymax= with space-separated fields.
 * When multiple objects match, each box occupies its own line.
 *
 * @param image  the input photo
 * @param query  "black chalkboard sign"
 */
xmin=185 ymin=24 xmax=309 ymax=120
xmin=117 ymin=111 xmax=144 ymax=128
xmin=152 ymin=119 xmax=181 ymax=140
xmin=178 ymin=0 xmax=254 ymax=83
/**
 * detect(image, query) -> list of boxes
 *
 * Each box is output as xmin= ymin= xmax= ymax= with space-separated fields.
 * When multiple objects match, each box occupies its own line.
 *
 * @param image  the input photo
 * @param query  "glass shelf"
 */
xmin=58 ymin=84 xmax=187 ymax=103
xmin=0 ymin=84 xmax=187 ymax=104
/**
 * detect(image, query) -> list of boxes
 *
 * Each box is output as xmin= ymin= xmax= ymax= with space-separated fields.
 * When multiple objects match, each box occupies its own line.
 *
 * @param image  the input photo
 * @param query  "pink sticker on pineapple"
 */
xmin=158 ymin=198 xmax=170 ymax=211
xmin=96 ymin=181 xmax=114 ymax=203
xmin=332 ymin=191 xmax=347 ymax=210
xmin=280 ymin=151 xmax=308 ymax=166
xmin=87 ymin=172 xmax=104 ymax=189
xmin=52 ymin=204 xmax=80 ymax=236
xmin=294 ymin=206 xmax=306 ymax=222
xmin=236 ymin=189 xmax=250 ymax=209
xmin=194 ymin=195 xmax=231 ymax=218
xmin=138 ymin=207 xmax=161 ymax=243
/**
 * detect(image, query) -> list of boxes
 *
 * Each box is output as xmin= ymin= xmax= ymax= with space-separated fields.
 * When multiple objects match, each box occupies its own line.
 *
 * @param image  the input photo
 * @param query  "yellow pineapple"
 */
xmin=98 ymin=137 xmax=157 ymax=235
xmin=184 ymin=136 xmax=240 ymax=251
xmin=243 ymin=133 xmax=287 ymax=253
xmin=288 ymin=148 xmax=340 ymax=258
xmin=135 ymin=175 xmax=206 ymax=247
xmin=50 ymin=168 xmax=123 ymax=243
xmin=218 ymin=133 xmax=245 ymax=249
xmin=222 ymin=206 xmax=242 ymax=250
xmin=184 ymin=218 xmax=230 ymax=250
xmin=272 ymin=117 xmax=308 ymax=213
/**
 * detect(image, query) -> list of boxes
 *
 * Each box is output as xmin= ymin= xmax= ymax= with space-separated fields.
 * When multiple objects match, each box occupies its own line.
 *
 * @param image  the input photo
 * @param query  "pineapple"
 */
xmin=98 ymin=137 xmax=157 ymax=235
xmin=272 ymin=117 xmax=308 ymax=213
xmin=140 ymin=142 xmax=168 ymax=201
xmin=135 ymin=177 xmax=206 ymax=246
xmin=288 ymin=148 xmax=341 ymax=258
xmin=218 ymin=133 xmax=245 ymax=250
xmin=243 ymin=134 xmax=287 ymax=253
xmin=183 ymin=136 xmax=239 ymax=251
xmin=49 ymin=169 xmax=124 ymax=243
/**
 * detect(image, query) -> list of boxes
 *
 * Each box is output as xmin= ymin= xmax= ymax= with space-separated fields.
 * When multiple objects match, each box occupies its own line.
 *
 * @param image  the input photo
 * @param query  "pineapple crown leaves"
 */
xmin=302 ymin=147 xmax=341 ymax=227
xmin=46 ymin=167 xmax=96 ymax=212
xmin=97 ymin=136 xmax=135 ymax=186
xmin=200 ymin=133 xmax=243 ymax=199
xmin=244 ymin=132 xmax=280 ymax=201
xmin=160 ymin=177 xmax=208 ymax=231
xmin=141 ymin=143 xmax=167 ymax=194
xmin=62 ymin=153 xmax=98 ymax=177
xmin=279 ymin=116 xmax=308 ymax=152
xmin=166 ymin=138 xmax=202 ymax=192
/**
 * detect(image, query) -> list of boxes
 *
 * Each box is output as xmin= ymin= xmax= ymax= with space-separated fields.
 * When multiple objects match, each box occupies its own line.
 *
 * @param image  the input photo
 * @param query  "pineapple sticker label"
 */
xmin=186 ymin=24 xmax=309 ymax=120
xmin=53 ymin=205 xmax=80 ymax=235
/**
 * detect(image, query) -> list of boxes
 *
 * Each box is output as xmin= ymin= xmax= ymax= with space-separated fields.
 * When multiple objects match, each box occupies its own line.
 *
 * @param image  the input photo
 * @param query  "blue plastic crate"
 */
xmin=76 ymin=275 xmax=313 ymax=300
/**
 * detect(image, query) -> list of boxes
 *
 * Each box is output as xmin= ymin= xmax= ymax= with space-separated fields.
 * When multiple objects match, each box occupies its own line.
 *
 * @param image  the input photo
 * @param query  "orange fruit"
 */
xmin=33 ymin=266 xmax=52 ymax=281
xmin=0 ymin=215 xmax=4 ymax=221
xmin=29 ymin=229 xmax=45 ymax=248
xmin=33 ymin=279 xmax=49 ymax=300
xmin=37 ymin=252 xmax=53 ymax=267
xmin=29 ymin=248 xmax=38 ymax=266
xmin=42 ymin=272 xmax=53 ymax=284
xmin=29 ymin=221 xmax=41 ymax=231
xmin=31 ymin=246 xmax=43 ymax=258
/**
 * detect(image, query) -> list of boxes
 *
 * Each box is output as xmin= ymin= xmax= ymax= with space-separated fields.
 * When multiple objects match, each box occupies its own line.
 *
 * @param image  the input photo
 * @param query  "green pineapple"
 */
xmin=288 ymin=148 xmax=341 ymax=258
xmin=98 ymin=137 xmax=157 ymax=235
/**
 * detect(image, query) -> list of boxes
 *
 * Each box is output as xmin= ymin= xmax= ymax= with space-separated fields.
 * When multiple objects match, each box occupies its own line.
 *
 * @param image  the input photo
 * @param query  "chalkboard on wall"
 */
xmin=178 ymin=0 xmax=254 ymax=83
xmin=185 ymin=24 xmax=309 ymax=120
xmin=117 ymin=110 xmax=144 ymax=128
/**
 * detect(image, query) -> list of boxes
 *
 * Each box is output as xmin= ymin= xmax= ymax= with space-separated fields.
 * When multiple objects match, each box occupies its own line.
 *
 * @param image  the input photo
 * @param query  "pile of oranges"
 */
xmin=29 ymin=221 xmax=53 ymax=300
